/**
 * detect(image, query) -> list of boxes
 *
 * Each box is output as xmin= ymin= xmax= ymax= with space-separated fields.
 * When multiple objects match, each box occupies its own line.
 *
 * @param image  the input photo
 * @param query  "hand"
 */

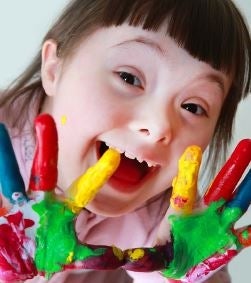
xmin=0 ymin=114 xmax=250 ymax=282
xmin=0 ymin=114 xmax=121 ymax=281
xmin=160 ymin=139 xmax=251 ymax=282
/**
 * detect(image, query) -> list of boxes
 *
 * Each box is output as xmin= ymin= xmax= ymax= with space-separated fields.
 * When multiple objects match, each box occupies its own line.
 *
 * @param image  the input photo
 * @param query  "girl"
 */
xmin=0 ymin=0 xmax=250 ymax=282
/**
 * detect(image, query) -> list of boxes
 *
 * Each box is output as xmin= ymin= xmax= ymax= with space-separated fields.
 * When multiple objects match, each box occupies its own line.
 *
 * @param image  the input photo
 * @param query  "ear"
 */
xmin=41 ymin=40 xmax=61 ymax=96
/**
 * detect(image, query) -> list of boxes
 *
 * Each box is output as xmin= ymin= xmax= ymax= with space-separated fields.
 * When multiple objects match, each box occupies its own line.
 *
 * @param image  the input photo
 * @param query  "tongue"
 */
xmin=112 ymin=154 xmax=148 ymax=185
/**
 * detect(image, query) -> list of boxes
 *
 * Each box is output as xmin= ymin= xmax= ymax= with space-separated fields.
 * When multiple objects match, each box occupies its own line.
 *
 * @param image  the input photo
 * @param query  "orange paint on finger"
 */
xmin=236 ymin=227 xmax=251 ymax=247
xmin=0 ymin=207 xmax=8 ymax=216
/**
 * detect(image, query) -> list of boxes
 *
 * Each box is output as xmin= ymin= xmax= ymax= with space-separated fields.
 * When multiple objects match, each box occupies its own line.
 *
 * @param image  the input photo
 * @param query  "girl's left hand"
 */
xmin=156 ymin=139 xmax=251 ymax=282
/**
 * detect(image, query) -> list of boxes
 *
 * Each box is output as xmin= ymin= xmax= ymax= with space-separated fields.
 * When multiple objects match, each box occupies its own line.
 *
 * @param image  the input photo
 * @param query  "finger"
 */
xmin=219 ymin=169 xmax=251 ymax=229
xmin=203 ymin=139 xmax=251 ymax=205
xmin=226 ymin=169 xmax=251 ymax=214
xmin=157 ymin=146 xmax=201 ymax=244
xmin=65 ymin=148 xmax=120 ymax=213
xmin=184 ymin=251 xmax=237 ymax=283
xmin=170 ymin=145 xmax=202 ymax=214
xmin=0 ymin=123 xmax=27 ymax=206
xmin=28 ymin=114 xmax=58 ymax=192
xmin=235 ymin=225 xmax=251 ymax=247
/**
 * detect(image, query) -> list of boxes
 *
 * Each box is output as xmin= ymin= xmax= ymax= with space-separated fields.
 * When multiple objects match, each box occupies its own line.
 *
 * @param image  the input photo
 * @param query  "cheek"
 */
xmin=52 ymin=62 xmax=132 ymax=131
xmin=185 ymin=132 xmax=212 ymax=152
xmin=61 ymin=79 xmax=125 ymax=125
xmin=186 ymin=118 xmax=218 ymax=151
xmin=50 ymin=94 xmax=127 ymax=162
xmin=199 ymin=121 xmax=219 ymax=150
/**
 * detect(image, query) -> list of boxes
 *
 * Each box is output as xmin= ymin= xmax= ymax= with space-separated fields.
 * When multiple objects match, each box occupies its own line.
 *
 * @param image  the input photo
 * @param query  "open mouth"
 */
xmin=97 ymin=141 xmax=158 ymax=193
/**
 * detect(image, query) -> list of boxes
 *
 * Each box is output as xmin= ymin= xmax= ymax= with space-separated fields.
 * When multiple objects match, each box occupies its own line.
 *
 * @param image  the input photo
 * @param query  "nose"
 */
xmin=138 ymin=127 xmax=170 ymax=144
xmin=129 ymin=109 xmax=172 ymax=145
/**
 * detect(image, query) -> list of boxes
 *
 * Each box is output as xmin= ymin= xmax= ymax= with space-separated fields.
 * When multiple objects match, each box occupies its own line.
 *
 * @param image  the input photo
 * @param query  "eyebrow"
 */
xmin=114 ymin=36 xmax=166 ymax=57
xmin=205 ymin=73 xmax=226 ymax=95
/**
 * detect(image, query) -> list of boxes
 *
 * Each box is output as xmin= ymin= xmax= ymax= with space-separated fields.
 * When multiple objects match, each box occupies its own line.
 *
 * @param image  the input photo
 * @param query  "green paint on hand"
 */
xmin=32 ymin=193 xmax=105 ymax=278
xmin=162 ymin=200 xmax=242 ymax=279
xmin=242 ymin=230 xmax=249 ymax=240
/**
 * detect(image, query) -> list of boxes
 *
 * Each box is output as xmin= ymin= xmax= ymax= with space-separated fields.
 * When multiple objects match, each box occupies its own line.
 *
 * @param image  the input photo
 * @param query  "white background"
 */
xmin=0 ymin=1 xmax=250 ymax=282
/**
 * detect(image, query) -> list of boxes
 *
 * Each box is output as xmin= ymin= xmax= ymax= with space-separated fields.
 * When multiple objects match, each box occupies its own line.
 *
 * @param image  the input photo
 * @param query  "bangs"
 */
xmin=103 ymin=0 xmax=251 ymax=94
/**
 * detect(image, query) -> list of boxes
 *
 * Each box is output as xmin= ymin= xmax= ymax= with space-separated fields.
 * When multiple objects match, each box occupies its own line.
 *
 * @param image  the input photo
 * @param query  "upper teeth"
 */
xmin=104 ymin=142 xmax=157 ymax=168
xmin=124 ymin=151 xmax=136 ymax=160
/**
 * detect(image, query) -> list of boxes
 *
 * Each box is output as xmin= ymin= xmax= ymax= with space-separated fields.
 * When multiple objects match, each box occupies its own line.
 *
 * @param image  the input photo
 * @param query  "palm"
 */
xmin=163 ymin=139 xmax=251 ymax=282
xmin=0 ymin=114 xmax=250 ymax=282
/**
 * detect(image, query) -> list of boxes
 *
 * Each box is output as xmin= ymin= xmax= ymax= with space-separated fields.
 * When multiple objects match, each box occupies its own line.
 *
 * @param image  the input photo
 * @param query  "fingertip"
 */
xmin=0 ymin=123 xmax=27 ymax=203
xmin=65 ymin=148 xmax=120 ymax=213
xmin=29 ymin=114 xmax=58 ymax=191
xmin=170 ymin=145 xmax=202 ymax=214
xmin=235 ymin=226 xmax=251 ymax=247
xmin=203 ymin=139 xmax=251 ymax=205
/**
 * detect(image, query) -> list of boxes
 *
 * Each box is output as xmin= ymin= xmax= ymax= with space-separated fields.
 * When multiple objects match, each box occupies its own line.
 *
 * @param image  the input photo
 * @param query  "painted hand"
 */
xmin=0 ymin=114 xmax=250 ymax=282
xmin=0 ymin=114 xmax=121 ymax=281
xmin=161 ymin=139 xmax=251 ymax=282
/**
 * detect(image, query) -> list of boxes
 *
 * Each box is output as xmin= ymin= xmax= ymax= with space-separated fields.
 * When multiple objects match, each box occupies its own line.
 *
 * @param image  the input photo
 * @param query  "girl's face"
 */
xmin=41 ymin=24 xmax=231 ymax=216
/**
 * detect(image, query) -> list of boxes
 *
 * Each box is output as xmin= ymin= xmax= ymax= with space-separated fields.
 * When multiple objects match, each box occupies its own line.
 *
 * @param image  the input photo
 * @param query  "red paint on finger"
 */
xmin=0 ymin=211 xmax=37 ymax=281
xmin=185 ymin=249 xmax=237 ymax=282
xmin=29 ymin=114 xmax=58 ymax=191
xmin=204 ymin=139 xmax=251 ymax=205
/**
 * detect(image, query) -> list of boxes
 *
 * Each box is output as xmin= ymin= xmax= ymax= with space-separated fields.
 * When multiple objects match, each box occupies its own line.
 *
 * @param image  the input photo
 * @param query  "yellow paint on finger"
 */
xmin=170 ymin=145 xmax=202 ymax=214
xmin=112 ymin=246 xmax=124 ymax=261
xmin=66 ymin=251 xmax=74 ymax=263
xmin=127 ymin=248 xmax=145 ymax=261
xmin=65 ymin=148 xmax=120 ymax=213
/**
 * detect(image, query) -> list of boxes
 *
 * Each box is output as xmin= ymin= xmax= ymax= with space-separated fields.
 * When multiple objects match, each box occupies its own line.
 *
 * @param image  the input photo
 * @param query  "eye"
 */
xmin=181 ymin=103 xmax=207 ymax=116
xmin=118 ymin=72 xmax=142 ymax=88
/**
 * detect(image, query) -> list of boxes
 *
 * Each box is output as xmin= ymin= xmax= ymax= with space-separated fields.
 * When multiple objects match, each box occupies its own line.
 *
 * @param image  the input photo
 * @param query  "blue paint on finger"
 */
xmin=227 ymin=169 xmax=251 ymax=213
xmin=0 ymin=123 xmax=28 ymax=204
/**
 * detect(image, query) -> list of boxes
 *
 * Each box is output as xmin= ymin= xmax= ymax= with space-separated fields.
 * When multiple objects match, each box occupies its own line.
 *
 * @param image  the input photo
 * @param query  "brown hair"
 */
xmin=1 ymin=0 xmax=250 ymax=176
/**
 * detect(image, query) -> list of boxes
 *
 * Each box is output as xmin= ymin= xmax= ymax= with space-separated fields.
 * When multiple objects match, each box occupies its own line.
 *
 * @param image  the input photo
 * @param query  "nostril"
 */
xmin=139 ymin=129 xmax=150 ymax=136
xmin=159 ymin=136 xmax=168 ymax=143
xmin=139 ymin=128 xmax=171 ymax=145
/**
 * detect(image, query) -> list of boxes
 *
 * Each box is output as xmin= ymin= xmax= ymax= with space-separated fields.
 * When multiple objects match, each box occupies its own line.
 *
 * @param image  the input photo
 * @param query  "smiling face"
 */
xmin=41 ymin=24 xmax=231 ymax=216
